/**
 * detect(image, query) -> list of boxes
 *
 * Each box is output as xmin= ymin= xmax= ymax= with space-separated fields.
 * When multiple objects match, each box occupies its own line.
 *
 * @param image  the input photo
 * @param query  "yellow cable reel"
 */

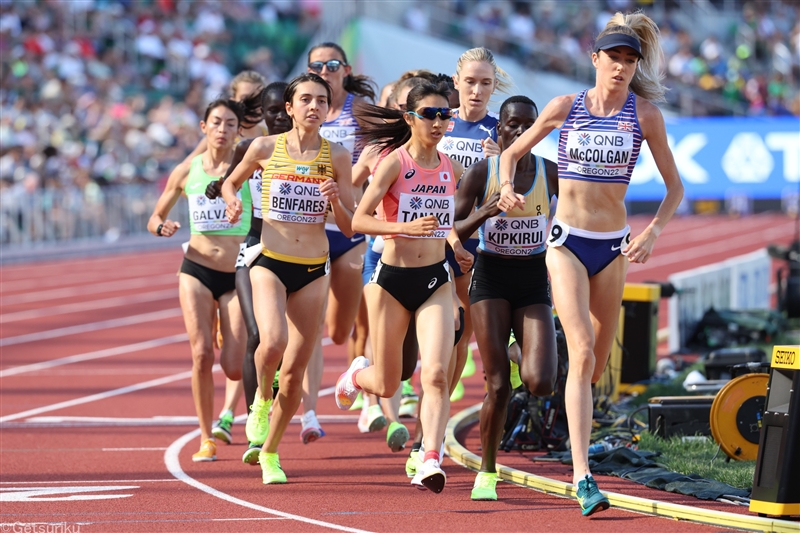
xmin=709 ymin=373 xmax=769 ymax=461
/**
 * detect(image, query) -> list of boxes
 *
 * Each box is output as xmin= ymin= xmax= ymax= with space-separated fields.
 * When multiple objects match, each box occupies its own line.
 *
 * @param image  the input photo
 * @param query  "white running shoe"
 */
xmin=411 ymin=458 xmax=446 ymax=493
xmin=300 ymin=410 xmax=325 ymax=444
xmin=335 ymin=356 xmax=369 ymax=410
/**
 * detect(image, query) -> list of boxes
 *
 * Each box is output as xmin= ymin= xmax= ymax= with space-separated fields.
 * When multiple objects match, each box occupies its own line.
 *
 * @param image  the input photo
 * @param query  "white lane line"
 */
xmin=1 ymin=289 xmax=178 ymax=324
xmin=9 ymin=413 xmax=358 ymax=428
xmin=210 ymin=518 xmax=286 ymax=522
xmin=1 ymin=334 xmax=332 ymax=377
xmin=0 ymin=479 xmax=178 ymax=484
xmin=165 ymin=429 xmax=374 ymax=533
xmin=1 ymin=274 xmax=177 ymax=305
xmin=0 ymin=365 xmax=212 ymax=423
xmin=102 ymin=448 xmax=168 ymax=451
xmin=0 ymin=308 xmax=182 ymax=347
xmin=0 ymin=334 xmax=187 ymax=378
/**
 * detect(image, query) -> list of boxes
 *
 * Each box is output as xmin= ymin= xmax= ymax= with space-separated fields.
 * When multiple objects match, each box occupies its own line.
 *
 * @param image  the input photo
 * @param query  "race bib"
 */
xmin=547 ymin=220 xmax=569 ymax=247
xmin=267 ymin=176 xmax=328 ymax=224
xmin=564 ymin=130 xmax=633 ymax=178
xmin=482 ymin=214 xmax=546 ymax=256
xmin=397 ymin=193 xmax=453 ymax=239
xmin=188 ymin=193 xmax=241 ymax=232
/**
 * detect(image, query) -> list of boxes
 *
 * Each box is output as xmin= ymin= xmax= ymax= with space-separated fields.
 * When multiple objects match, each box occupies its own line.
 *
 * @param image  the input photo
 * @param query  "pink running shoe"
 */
xmin=335 ymin=356 xmax=369 ymax=410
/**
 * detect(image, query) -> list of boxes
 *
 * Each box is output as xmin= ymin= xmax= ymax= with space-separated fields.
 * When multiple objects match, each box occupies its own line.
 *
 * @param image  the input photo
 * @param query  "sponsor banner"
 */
xmin=530 ymin=117 xmax=799 ymax=200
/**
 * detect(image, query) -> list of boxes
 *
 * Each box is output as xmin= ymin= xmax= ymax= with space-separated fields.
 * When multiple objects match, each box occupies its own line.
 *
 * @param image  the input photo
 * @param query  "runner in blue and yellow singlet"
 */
xmin=454 ymin=96 xmax=559 ymax=502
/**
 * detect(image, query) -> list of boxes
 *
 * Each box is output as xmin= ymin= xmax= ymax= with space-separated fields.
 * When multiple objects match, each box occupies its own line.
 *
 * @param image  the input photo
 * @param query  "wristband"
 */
xmin=156 ymin=223 xmax=164 ymax=236
xmin=500 ymin=180 xmax=513 ymax=189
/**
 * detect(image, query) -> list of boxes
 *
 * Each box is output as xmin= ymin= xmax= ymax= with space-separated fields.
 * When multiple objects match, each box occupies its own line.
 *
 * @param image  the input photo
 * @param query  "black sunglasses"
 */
xmin=308 ymin=60 xmax=345 ymax=73
xmin=408 ymin=107 xmax=452 ymax=121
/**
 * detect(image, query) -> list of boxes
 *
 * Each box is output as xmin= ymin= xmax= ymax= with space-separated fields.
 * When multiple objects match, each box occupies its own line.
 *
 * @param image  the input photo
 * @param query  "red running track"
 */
xmin=0 ymin=213 xmax=795 ymax=533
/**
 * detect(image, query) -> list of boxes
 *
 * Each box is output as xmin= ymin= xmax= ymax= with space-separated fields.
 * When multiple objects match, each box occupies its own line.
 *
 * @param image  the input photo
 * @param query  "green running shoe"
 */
xmin=405 ymin=449 xmax=422 ymax=478
xmin=260 ymin=452 xmax=287 ymax=484
xmin=212 ymin=411 xmax=234 ymax=444
xmin=471 ymin=472 xmax=498 ymax=500
xmin=450 ymin=379 xmax=465 ymax=402
xmin=461 ymin=346 xmax=476 ymax=378
xmin=242 ymin=442 xmax=261 ymax=465
xmin=349 ymin=391 xmax=364 ymax=411
xmin=576 ymin=475 xmax=610 ymax=516
xmin=386 ymin=421 xmax=410 ymax=453
xmin=246 ymin=396 xmax=272 ymax=445
xmin=509 ymin=360 xmax=523 ymax=390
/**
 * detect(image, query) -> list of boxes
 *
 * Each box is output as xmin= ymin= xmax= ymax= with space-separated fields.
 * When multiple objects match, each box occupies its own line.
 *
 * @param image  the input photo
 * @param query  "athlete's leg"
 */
xmin=264 ymin=274 xmax=330 ymax=453
xmin=236 ymin=267 xmax=260 ymax=412
xmin=326 ymin=243 xmax=366 ymax=344
xmin=588 ymin=258 xmax=628 ymax=383
xmin=302 ymin=321 xmax=324 ymax=414
xmin=513 ymin=303 xmax=557 ymax=397
xmin=451 ymin=274 xmax=472 ymax=390
xmin=218 ymin=289 xmax=245 ymax=382
xmin=414 ymin=283 xmax=456 ymax=457
xmin=546 ymin=247 xmax=625 ymax=486
xmin=472 ymin=298 xmax=512 ymax=473
xmin=354 ymin=283 xmax=409 ymax=397
xmin=179 ymin=274 xmax=217 ymax=442
xmin=349 ymin=293 xmax=369 ymax=364
xmin=250 ymin=267 xmax=289 ymax=402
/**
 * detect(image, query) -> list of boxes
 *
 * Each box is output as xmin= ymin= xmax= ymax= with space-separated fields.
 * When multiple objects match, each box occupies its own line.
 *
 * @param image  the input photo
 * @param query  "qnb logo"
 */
xmin=427 ymin=277 xmax=438 ymax=289
xmin=256 ymin=182 xmax=262 ymax=194
xmin=410 ymin=196 xmax=423 ymax=210
xmin=279 ymin=183 xmax=292 ymax=195
xmin=442 ymin=138 xmax=455 ymax=151
xmin=494 ymin=219 xmax=508 ymax=231
xmin=404 ymin=168 xmax=416 ymax=180
xmin=577 ymin=133 xmax=591 ymax=146
xmin=196 ymin=196 xmax=206 ymax=206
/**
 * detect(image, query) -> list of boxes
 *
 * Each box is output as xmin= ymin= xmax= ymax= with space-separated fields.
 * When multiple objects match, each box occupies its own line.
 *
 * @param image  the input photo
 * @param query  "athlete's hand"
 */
xmin=624 ymin=227 xmax=657 ymax=264
xmin=319 ymin=180 xmax=340 ymax=201
xmin=205 ymin=179 xmax=222 ymax=200
xmin=404 ymin=215 xmax=439 ymax=237
xmin=226 ymin=199 xmax=243 ymax=224
xmin=479 ymin=192 xmax=503 ymax=218
xmin=482 ymin=137 xmax=501 ymax=157
xmin=498 ymin=184 xmax=525 ymax=213
xmin=452 ymin=241 xmax=474 ymax=273
xmin=159 ymin=220 xmax=180 ymax=238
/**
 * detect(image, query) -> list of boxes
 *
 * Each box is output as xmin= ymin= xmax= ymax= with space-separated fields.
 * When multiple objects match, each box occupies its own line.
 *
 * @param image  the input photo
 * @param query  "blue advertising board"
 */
xmin=530 ymin=116 xmax=799 ymax=201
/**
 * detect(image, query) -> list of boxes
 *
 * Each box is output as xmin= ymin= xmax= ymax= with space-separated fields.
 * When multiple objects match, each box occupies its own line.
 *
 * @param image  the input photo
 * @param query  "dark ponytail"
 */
xmin=355 ymin=81 xmax=451 ymax=153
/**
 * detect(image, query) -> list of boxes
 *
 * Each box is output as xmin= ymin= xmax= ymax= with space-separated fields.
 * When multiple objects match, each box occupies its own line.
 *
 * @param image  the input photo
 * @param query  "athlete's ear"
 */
xmin=591 ymin=52 xmax=600 ymax=69
xmin=285 ymin=101 xmax=293 ymax=120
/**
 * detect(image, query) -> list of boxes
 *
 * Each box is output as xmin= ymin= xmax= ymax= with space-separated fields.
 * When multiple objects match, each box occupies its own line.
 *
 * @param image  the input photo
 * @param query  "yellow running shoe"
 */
xmin=192 ymin=439 xmax=216 ymax=462
xmin=260 ymin=452 xmax=287 ymax=484
xmin=450 ymin=379 xmax=465 ymax=402
xmin=509 ymin=360 xmax=523 ymax=390
xmin=461 ymin=346 xmax=476 ymax=378
xmin=387 ymin=422 xmax=410 ymax=453
xmin=471 ymin=472 xmax=498 ymax=500
xmin=246 ymin=396 xmax=272 ymax=445
xmin=405 ymin=449 xmax=423 ymax=478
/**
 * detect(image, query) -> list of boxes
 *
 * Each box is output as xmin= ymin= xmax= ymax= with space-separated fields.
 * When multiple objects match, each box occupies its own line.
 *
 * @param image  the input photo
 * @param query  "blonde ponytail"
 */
xmin=455 ymin=47 xmax=513 ymax=94
xmin=598 ymin=12 xmax=666 ymax=102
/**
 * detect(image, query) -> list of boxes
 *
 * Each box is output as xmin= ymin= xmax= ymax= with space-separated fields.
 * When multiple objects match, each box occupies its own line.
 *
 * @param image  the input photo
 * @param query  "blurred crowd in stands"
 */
xmin=1 ymin=0 xmax=797 ymax=245
xmin=0 ymin=0 xmax=319 ymax=244
xmin=404 ymin=0 xmax=800 ymax=116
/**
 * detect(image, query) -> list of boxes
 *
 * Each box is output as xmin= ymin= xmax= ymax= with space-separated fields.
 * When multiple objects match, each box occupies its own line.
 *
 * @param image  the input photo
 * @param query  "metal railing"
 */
xmin=0 ymin=183 xmax=187 ymax=248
